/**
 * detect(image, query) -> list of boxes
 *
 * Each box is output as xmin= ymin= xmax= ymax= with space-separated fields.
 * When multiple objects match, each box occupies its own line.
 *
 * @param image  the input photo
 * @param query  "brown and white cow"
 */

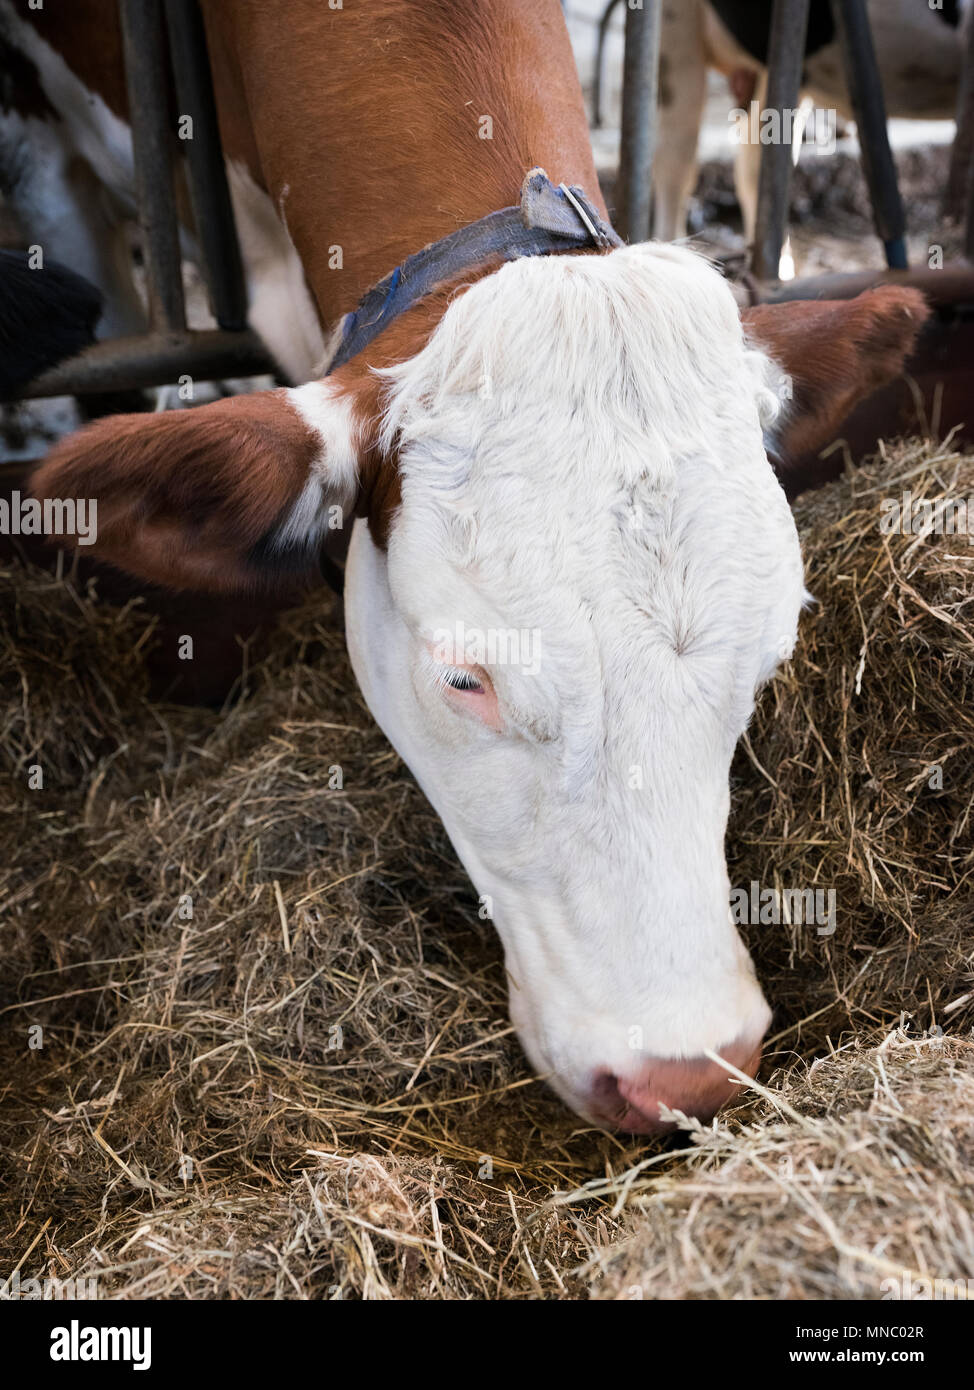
xmin=15 ymin=0 xmax=928 ymax=1133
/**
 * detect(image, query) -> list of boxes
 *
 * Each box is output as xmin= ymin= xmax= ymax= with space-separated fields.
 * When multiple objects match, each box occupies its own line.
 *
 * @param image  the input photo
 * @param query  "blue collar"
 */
xmin=325 ymin=167 xmax=622 ymax=373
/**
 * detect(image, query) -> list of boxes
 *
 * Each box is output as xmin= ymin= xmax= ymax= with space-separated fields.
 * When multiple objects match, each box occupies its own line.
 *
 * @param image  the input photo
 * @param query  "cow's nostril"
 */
xmin=590 ymin=1038 xmax=763 ymax=1135
xmin=590 ymin=1069 xmax=628 ymax=1117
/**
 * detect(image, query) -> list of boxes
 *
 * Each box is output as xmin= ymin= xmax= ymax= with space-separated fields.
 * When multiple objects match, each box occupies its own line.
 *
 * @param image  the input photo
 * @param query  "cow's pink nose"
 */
xmin=590 ymin=1038 xmax=763 ymax=1135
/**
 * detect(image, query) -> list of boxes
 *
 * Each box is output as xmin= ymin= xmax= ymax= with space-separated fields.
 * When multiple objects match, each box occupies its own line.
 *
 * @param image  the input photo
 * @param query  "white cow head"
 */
xmin=34 ymin=244 xmax=928 ymax=1131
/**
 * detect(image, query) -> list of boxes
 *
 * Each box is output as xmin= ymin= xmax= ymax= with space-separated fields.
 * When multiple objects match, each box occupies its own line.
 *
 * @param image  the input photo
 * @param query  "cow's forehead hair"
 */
xmin=376 ymin=241 xmax=797 ymax=636
xmin=375 ymin=240 xmax=787 ymax=493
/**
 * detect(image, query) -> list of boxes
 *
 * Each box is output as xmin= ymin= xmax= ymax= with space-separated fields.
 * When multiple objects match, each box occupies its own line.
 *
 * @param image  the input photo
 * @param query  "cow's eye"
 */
xmin=442 ymin=667 xmax=484 ymax=693
xmin=430 ymin=658 xmax=502 ymax=731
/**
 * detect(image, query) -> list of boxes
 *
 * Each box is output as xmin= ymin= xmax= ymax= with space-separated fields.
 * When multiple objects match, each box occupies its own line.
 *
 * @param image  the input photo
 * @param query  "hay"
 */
xmin=728 ymin=434 xmax=974 ymax=1053
xmin=1 ymin=436 xmax=973 ymax=1300
xmin=591 ymin=1034 xmax=974 ymax=1300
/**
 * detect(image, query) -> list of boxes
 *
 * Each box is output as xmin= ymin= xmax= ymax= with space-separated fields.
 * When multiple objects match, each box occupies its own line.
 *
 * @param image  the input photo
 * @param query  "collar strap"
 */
xmin=325 ymin=167 xmax=622 ymax=374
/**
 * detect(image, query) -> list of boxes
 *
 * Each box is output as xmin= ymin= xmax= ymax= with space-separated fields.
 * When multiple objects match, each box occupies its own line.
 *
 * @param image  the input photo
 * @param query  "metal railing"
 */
xmin=21 ymin=0 xmax=274 ymax=399
xmin=594 ymin=0 xmax=969 ymax=283
xmin=20 ymin=0 xmax=974 ymax=402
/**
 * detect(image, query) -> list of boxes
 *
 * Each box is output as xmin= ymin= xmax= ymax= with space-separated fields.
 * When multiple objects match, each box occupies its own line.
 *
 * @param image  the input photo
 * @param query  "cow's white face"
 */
xmin=31 ymin=230 xmax=929 ymax=1129
xmin=344 ymin=243 xmax=805 ymax=1131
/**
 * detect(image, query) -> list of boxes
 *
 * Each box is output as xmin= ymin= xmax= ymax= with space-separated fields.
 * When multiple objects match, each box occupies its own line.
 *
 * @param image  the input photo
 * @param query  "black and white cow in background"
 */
xmin=653 ymin=0 xmax=970 ymax=243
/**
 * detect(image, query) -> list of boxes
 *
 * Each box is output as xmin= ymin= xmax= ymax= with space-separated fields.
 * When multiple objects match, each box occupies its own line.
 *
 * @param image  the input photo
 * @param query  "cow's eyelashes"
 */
xmin=442 ymin=667 xmax=484 ymax=693
xmin=422 ymin=651 xmax=502 ymax=731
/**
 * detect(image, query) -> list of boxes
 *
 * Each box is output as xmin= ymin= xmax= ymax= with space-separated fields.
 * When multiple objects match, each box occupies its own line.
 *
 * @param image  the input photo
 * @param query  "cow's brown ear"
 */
xmin=30 ymin=384 xmax=361 ymax=593
xmin=742 ymin=286 xmax=931 ymax=462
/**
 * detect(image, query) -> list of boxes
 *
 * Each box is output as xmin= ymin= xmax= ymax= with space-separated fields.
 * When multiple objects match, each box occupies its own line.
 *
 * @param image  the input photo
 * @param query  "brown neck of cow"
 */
xmin=28 ymin=0 xmax=605 ymax=550
xmin=17 ymin=0 xmax=602 ymax=354
xmin=204 ymin=0 xmax=605 ymax=341
xmin=322 ymin=280 xmax=484 ymax=549
xmin=203 ymin=0 xmax=605 ymax=547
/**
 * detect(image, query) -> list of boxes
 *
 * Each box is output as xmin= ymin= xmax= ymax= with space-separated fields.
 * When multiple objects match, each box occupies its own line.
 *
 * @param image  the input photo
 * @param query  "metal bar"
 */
xmin=744 ymin=263 xmax=974 ymax=308
xmin=958 ymin=14 xmax=974 ymax=259
xmin=828 ymin=0 xmax=908 ymax=269
xmin=943 ymin=11 xmax=974 ymax=227
xmin=592 ymin=0 xmax=624 ymax=130
xmin=118 ymin=0 xmax=187 ymax=331
xmin=20 ymin=329 xmax=275 ymax=398
xmin=751 ymin=0 xmax=811 ymax=282
xmin=163 ymin=0 xmax=248 ymax=331
xmin=617 ymin=0 xmax=662 ymax=243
